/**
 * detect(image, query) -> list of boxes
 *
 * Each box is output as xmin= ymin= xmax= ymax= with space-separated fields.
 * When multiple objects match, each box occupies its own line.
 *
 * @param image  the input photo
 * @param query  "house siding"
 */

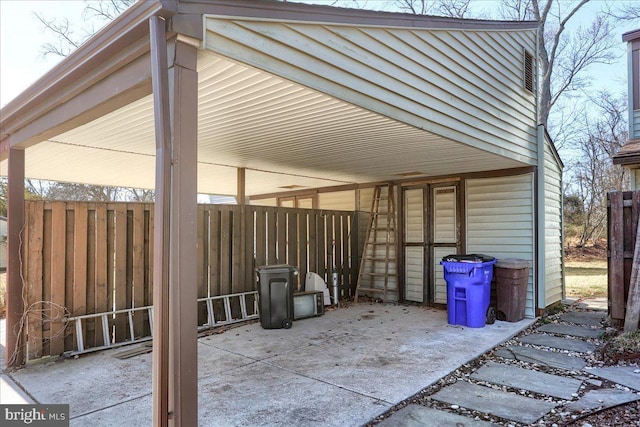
xmin=544 ymin=140 xmax=564 ymax=307
xmin=318 ymin=190 xmax=356 ymax=211
xmin=634 ymin=110 xmax=640 ymax=139
xmin=465 ymin=174 xmax=535 ymax=318
xmin=204 ymin=17 xmax=538 ymax=166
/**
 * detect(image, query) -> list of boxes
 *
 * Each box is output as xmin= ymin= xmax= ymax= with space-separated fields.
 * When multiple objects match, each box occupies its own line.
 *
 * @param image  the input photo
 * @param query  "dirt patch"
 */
xmin=564 ymin=238 xmax=607 ymax=262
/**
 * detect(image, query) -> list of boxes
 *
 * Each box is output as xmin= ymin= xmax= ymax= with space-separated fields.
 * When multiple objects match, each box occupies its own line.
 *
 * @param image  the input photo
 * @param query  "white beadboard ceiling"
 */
xmin=18 ymin=50 xmax=523 ymax=196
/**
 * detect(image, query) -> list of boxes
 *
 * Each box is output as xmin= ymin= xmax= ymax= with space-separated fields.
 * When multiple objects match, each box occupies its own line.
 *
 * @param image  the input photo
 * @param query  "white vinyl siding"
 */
xmin=433 ymin=247 xmax=453 ymax=304
xmin=318 ymin=190 xmax=356 ymax=211
xmin=404 ymin=188 xmax=424 ymax=302
xmin=466 ymin=174 xmax=535 ymax=318
xmin=251 ymin=198 xmax=278 ymax=207
xmin=634 ymin=110 xmax=640 ymax=139
xmin=544 ymin=140 xmax=564 ymax=307
xmin=204 ymin=18 xmax=538 ymax=166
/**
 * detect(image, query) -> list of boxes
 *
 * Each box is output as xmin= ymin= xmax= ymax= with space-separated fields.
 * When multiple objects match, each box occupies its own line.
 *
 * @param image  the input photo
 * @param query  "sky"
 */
xmin=0 ymin=0 xmax=637 ymax=109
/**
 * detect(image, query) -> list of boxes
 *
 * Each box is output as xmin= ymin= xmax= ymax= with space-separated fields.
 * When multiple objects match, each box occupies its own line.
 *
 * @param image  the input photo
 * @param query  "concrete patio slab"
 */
xmin=560 ymin=312 xmax=606 ymax=327
xmin=518 ymin=333 xmax=597 ymax=353
xmin=586 ymin=366 xmax=640 ymax=391
xmin=1 ymin=304 xmax=535 ymax=427
xmin=470 ymin=361 xmax=583 ymax=400
xmin=537 ymin=323 xmax=603 ymax=339
xmin=494 ymin=346 xmax=587 ymax=371
xmin=431 ymin=381 xmax=556 ymax=424
xmin=565 ymin=389 xmax=640 ymax=413
xmin=377 ymin=404 xmax=498 ymax=427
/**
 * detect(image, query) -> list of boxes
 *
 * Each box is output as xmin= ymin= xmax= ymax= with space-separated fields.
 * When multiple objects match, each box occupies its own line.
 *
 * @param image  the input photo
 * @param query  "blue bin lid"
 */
xmin=441 ymin=254 xmax=495 ymax=263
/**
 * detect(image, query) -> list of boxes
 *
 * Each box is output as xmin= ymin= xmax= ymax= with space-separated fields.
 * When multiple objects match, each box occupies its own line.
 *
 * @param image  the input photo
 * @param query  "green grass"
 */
xmin=565 ymin=259 xmax=607 ymax=298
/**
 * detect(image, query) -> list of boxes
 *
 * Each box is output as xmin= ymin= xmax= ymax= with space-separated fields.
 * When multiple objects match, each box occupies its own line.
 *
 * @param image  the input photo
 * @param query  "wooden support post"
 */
xmin=624 ymin=214 xmax=640 ymax=332
xmin=150 ymin=17 xmax=199 ymax=426
xmin=6 ymin=148 xmax=25 ymax=367
xmin=237 ymin=167 xmax=246 ymax=206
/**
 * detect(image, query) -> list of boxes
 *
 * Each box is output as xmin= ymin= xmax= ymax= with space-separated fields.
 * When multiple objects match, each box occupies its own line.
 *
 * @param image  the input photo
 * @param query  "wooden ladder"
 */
xmin=355 ymin=183 xmax=397 ymax=303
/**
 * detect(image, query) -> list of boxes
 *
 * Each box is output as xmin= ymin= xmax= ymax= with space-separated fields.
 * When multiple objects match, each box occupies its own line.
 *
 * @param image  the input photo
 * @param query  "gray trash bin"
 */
xmin=256 ymin=264 xmax=298 ymax=329
xmin=494 ymin=259 xmax=530 ymax=322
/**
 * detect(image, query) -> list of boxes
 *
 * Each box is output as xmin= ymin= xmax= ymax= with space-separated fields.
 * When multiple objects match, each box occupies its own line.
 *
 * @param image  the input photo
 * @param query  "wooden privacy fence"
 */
xmin=608 ymin=191 xmax=640 ymax=323
xmin=21 ymin=201 xmax=360 ymax=360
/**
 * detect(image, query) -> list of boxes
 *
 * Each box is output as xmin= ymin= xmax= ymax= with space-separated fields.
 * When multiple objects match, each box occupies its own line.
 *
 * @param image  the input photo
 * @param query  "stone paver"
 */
xmin=432 ymin=381 xmax=556 ymax=424
xmin=518 ymin=334 xmax=597 ymax=353
xmin=587 ymin=366 xmax=640 ymax=391
xmin=494 ymin=346 xmax=587 ymax=371
xmin=470 ymin=361 xmax=582 ymax=400
xmin=560 ymin=311 xmax=606 ymax=327
xmin=537 ymin=323 xmax=603 ymax=339
xmin=565 ymin=389 xmax=640 ymax=412
xmin=377 ymin=405 xmax=498 ymax=427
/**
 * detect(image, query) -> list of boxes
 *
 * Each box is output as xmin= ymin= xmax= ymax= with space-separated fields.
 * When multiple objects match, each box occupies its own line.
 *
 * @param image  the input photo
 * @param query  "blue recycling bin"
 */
xmin=440 ymin=254 xmax=496 ymax=328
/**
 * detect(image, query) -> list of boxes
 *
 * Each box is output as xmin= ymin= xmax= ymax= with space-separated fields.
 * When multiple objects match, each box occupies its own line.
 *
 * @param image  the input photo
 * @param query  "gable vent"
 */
xmin=523 ymin=50 xmax=534 ymax=93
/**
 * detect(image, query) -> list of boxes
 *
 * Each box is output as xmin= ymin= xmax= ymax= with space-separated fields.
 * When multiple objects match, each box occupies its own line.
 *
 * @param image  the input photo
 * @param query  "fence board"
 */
xmin=197 ymin=206 xmax=209 ymax=325
xmin=26 ymin=201 xmax=44 ymax=360
xmin=72 ymin=203 xmax=88 ymax=316
xmin=132 ymin=204 xmax=145 ymax=338
xmin=267 ymin=208 xmax=277 ymax=265
xmin=255 ymin=207 xmax=267 ymax=269
xmin=298 ymin=211 xmax=308 ymax=286
xmin=21 ymin=201 xmax=360 ymax=360
xmin=244 ymin=207 xmax=255 ymax=291
xmin=114 ymin=205 xmax=127 ymax=342
xmin=308 ymin=211 xmax=317 ymax=276
xmin=49 ymin=202 xmax=66 ymax=356
xmin=277 ymin=210 xmax=287 ymax=264
xmin=220 ymin=209 xmax=231 ymax=296
xmin=317 ymin=214 xmax=327 ymax=280
xmin=94 ymin=205 xmax=108 ymax=346
xmin=85 ymin=209 xmax=96 ymax=349
xmin=64 ymin=208 xmax=75 ymax=351
xmin=609 ymin=191 xmax=640 ymax=322
xmin=232 ymin=208 xmax=242 ymax=294
xmin=209 ymin=208 xmax=221 ymax=297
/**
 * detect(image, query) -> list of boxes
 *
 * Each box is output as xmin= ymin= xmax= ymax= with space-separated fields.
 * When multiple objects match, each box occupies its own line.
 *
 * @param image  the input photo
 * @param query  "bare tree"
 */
xmin=606 ymin=2 xmax=640 ymax=23
xmin=35 ymin=0 xmax=135 ymax=58
xmin=23 ymin=179 xmax=154 ymax=203
xmin=498 ymin=1 xmax=619 ymax=129
xmin=393 ymin=0 xmax=472 ymax=17
xmin=565 ymin=91 xmax=629 ymax=247
xmin=29 ymin=0 xmax=152 ymax=203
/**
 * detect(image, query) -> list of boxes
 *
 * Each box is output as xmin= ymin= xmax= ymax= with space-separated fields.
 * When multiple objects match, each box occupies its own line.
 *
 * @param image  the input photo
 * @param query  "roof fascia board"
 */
xmin=543 ymin=127 xmax=564 ymax=169
xmin=0 ymin=0 xmax=176 ymax=147
xmin=613 ymin=156 xmax=640 ymax=166
xmin=623 ymin=29 xmax=640 ymax=42
xmin=182 ymin=0 xmax=538 ymax=31
xmin=2 ymin=53 xmax=153 ymax=155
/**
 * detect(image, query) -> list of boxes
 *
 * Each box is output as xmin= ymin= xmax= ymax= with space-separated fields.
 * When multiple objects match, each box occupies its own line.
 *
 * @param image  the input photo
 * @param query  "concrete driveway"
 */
xmin=1 ymin=303 xmax=534 ymax=426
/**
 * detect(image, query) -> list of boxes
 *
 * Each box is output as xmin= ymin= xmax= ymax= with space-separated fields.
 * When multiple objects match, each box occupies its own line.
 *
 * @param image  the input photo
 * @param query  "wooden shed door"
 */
xmin=402 ymin=184 xmax=460 ymax=303
xmin=432 ymin=185 xmax=460 ymax=304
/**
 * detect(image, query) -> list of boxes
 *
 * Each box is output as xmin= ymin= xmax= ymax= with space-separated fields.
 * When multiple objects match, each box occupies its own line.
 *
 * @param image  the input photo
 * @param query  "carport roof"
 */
xmin=0 ymin=0 xmax=538 ymax=196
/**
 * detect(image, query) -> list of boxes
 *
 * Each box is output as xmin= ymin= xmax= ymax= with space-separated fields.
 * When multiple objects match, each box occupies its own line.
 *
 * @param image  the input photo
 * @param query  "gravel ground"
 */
xmin=365 ymin=305 xmax=640 ymax=427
